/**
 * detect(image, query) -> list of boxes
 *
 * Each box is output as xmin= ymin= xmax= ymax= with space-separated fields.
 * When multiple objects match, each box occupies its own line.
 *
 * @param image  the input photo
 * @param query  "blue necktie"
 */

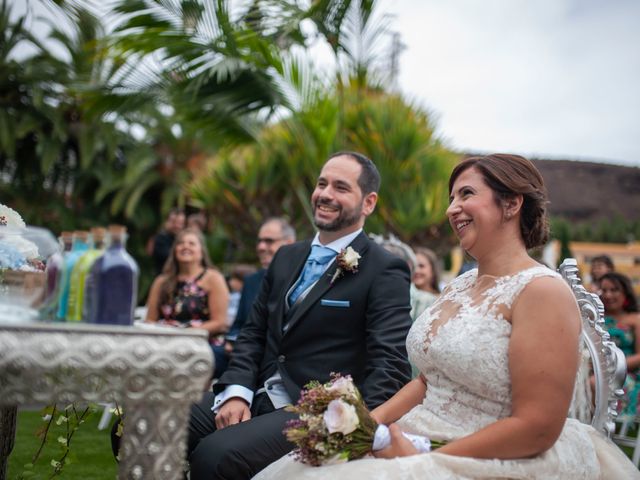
xmin=289 ymin=245 xmax=336 ymax=305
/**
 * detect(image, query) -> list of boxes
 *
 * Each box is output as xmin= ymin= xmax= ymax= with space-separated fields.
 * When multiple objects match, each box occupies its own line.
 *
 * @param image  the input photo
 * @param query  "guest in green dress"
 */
xmin=599 ymin=272 xmax=640 ymax=419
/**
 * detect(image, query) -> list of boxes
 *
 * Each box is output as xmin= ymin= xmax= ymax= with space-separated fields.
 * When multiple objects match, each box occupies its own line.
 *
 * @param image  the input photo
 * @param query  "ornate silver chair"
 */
xmin=559 ymin=258 xmax=627 ymax=437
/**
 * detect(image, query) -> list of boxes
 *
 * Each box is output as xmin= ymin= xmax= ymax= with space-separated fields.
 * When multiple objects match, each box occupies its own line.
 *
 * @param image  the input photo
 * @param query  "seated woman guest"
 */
xmin=255 ymin=154 xmax=638 ymax=479
xmin=145 ymin=227 xmax=229 ymax=342
xmin=599 ymin=271 xmax=640 ymax=420
xmin=412 ymin=247 xmax=441 ymax=311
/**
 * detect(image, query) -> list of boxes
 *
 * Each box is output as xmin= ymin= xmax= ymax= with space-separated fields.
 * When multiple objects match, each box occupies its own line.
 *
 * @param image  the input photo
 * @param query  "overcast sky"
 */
xmin=379 ymin=0 xmax=640 ymax=167
xmin=11 ymin=0 xmax=640 ymax=167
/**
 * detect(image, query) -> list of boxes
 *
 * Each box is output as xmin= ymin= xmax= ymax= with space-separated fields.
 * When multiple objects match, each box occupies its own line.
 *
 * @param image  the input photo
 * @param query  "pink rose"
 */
xmin=323 ymin=399 xmax=359 ymax=435
xmin=326 ymin=376 xmax=357 ymax=399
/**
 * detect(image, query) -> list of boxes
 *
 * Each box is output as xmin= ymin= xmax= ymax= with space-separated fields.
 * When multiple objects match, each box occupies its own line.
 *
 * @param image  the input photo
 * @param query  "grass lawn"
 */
xmin=7 ymin=408 xmax=117 ymax=480
xmin=6 ymin=408 xmax=637 ymax=478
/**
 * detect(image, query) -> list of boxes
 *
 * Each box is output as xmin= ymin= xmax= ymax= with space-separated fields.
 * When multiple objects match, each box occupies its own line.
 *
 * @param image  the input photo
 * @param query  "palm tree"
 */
xmin=0 ymin=0 xmax=63 ymax=192
xmin=341 ymin=85 xmax=458 ymax=244
xmin=95 ymin=0 xmax=369 ymax=225
xmin=108 ymin=0 xmax=298 ymax=143
xmin=0 ymin=0 xmax=161 ymax=259
xmin=306 ymin=0 xmax=389 ymax=87
xmin=0 ymin=1 xmax=112 ymax=226
xmin=190 ymin=77 xmax=458 ymax=261
xmin=85 ymin=0 xmax=385 ymax=227
xmin=187 ymin=0 xmax=458 ymax=259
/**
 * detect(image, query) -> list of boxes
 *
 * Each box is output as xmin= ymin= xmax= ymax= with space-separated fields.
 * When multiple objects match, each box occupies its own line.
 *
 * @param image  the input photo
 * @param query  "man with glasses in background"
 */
xmin=216 ymin=218 xmax=296 ymax=375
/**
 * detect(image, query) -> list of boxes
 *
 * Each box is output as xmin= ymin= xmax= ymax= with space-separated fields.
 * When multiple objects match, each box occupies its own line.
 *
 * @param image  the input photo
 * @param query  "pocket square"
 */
xmin=320 ymin=299 xmax=350 ymax=308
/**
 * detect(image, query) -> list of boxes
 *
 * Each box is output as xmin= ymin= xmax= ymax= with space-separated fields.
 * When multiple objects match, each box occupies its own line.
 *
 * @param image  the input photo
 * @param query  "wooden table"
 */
xmin=0 ymin=322 xmax=213 ymax=480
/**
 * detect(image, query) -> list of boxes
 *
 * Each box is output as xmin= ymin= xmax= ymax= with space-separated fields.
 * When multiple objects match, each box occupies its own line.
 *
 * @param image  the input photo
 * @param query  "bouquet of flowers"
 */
xmin=284 ymin=373 xmax=444 ymax=466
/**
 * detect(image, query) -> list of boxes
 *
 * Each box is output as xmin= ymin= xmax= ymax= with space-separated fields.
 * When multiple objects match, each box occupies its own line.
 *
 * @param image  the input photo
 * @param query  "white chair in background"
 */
xmin=614 ymin=416 xmax=640 ymax=467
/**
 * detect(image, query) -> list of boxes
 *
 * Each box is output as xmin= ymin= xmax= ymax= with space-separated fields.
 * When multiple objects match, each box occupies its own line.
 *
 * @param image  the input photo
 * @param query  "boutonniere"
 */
xmin=330 ymin=246 xmax=361 ymax=285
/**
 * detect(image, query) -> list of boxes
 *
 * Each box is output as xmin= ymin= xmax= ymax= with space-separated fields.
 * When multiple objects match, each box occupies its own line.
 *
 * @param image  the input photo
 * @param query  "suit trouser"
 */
xmin=188 ymin=391 xmax=296 ymax=480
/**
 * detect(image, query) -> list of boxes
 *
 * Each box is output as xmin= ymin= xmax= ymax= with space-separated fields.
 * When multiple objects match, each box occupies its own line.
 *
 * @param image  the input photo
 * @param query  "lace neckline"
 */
xmin=470 ymin=264 xmax=548 ymax=282
xmin=418 ymin=264 xmax=557 ymax=351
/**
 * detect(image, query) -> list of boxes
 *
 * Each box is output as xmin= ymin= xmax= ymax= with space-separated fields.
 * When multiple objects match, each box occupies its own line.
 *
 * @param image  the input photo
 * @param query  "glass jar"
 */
xmin=0 ymin=226 xmax=61 ymax=323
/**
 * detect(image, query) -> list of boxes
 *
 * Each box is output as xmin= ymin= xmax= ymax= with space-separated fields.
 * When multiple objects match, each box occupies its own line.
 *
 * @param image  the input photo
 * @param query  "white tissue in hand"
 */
xmin=371 ymin=424 xmax=432 ymax=453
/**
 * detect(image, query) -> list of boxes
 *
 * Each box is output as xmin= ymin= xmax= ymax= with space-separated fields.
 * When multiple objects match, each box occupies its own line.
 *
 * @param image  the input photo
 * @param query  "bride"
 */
xmin=254 ymin=154 xmax=639 ymax=479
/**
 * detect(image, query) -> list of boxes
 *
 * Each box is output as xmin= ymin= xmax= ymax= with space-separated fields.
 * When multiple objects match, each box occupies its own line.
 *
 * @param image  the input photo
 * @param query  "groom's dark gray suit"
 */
xmin=188 ymin=231 xmax=412 ymax=479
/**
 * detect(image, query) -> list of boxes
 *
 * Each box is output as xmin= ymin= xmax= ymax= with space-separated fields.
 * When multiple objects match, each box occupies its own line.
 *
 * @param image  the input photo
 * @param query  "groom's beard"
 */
xmin=313 ymin=199 xmax=362 ymax=232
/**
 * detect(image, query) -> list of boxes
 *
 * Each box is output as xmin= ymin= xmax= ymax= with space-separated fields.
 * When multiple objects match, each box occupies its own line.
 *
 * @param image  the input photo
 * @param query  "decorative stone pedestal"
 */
xmin=0 ymin=323 xmax=213 ymax=480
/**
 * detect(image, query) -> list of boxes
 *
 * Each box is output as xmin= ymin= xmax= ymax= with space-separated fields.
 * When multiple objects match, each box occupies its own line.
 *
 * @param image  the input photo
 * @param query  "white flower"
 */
xmin=0 ymin=204 xmax=26 ymax=228
xmin=326 ymin=376 xmax=358 ymax=399
xmin=323 ymin=399 xmax=359 ymax=435
xmin=341 ymin=246 xmax=360 ymax=268
xmin=330 ymin=246 xmax=361 ymax=284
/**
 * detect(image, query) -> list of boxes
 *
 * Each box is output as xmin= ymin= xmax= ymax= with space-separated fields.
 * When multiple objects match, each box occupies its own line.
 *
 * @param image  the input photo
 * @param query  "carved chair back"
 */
xmin=559 ymin=258 xmax=626 ymax=436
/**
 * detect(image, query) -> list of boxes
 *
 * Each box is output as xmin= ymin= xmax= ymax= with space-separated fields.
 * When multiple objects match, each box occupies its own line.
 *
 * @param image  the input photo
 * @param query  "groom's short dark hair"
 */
xmin=329 ymin=151 xmax=380 ymax=195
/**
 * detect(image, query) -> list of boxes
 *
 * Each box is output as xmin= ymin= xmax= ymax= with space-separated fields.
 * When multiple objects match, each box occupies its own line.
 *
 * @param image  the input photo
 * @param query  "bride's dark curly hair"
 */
xmin=448 ymin=154 xmax=550 ymax=249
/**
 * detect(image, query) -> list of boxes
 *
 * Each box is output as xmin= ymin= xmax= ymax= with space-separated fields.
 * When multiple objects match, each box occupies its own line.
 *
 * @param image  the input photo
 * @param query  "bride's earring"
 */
xmin=503 ymin=200 xmax=517 ymax=221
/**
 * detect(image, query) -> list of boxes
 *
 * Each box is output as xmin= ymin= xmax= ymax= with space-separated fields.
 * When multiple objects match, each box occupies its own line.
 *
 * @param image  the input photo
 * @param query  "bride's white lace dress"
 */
xmin=254 ymin=267 xmax=639 ymax=479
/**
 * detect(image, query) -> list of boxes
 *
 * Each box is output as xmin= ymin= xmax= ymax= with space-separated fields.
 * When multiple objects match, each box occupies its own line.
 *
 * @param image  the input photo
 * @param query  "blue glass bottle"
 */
xmin=56 ymin=231 xmax=90 ymax=321
xmin=89 ymin=225 xmax=139 ymax=325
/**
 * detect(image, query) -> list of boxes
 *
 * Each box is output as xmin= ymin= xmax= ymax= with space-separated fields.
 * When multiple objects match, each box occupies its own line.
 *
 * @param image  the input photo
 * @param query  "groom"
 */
xmin=188 ymin=152 xmax=412 ymax=479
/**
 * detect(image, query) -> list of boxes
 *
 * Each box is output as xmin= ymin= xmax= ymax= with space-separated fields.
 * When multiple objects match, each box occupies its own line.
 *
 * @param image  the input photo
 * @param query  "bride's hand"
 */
xmin=372 ymin=424 xmax=419 ymax=458
xmin=369 ymin=408 xmax=382 ymax=424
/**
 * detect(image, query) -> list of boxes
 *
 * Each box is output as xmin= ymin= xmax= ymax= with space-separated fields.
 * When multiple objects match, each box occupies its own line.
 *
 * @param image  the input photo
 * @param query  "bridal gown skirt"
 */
xmin=253 ymin=418 xmax=639 ymax=480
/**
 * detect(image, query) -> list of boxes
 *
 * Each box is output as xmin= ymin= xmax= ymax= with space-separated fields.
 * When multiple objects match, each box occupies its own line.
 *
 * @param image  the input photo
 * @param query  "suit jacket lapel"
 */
xmin=276 ymin=241 xmax=311 ymax=335
xmin=283 ymin=231 xmax=370 ymax=335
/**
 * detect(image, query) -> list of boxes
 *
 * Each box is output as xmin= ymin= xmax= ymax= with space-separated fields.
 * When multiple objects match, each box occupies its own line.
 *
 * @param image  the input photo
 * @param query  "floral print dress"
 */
xmin=160 ymin=270 xmax=210 ymax=324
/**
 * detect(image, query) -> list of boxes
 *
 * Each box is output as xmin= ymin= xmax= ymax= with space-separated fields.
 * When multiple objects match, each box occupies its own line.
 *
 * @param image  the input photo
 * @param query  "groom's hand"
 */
xmin=215 ymin=398 xmax=251 ymax=429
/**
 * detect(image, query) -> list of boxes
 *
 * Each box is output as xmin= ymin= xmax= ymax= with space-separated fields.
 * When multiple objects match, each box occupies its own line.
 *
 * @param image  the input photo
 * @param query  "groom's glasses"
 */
xmin=257 ymin=237 xmax=283 ymax=246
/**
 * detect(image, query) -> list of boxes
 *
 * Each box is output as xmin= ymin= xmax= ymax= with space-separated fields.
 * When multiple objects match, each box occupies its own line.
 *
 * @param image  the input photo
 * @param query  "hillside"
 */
xmin=531 ymin=159 xmax=640 ymax=223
